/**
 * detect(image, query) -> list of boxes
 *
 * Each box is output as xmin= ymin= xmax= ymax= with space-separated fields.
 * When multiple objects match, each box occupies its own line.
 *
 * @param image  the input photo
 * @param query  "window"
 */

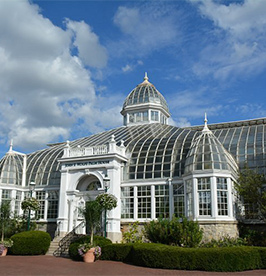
xmin=36 ymin=191 xmax=46 ymax=219
xmin=121 ymin=187 xmax=134 ymax=219
xmin=137 ymin=186 xmax=151 ymax=219
xmin=155 ymin=185 xmax=169 ymax=218
xmin=186 ymin=180 xmax=193 ymax=217
xmin=47 ymin=191 xmax=59 ymax=219
xmin=173 ymin=184 xmax=185 ymax=217
xmin=86 ymin=181 xmax=101 ymax=191
xmin=143 ymin=111 xmax=148 ymax=121
xmin=1 ymin=189 xmax=11 ymax=201
xmin=198 ymin=178 xmax=211 ymax=216
xmin=14 ymin=191 xmax=22 ymax=215
xmin=151 ymin=111 xmax=159 ymax=121
xmin=217 ymin=178 xmax=228 ymax=216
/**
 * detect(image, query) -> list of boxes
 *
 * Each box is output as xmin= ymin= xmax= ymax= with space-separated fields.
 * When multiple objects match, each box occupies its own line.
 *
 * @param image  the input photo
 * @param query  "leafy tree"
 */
xmin=0 ymin=200 xmax=12 ymax=241
xmin=235 ymin=167 xmax=266 ymax=221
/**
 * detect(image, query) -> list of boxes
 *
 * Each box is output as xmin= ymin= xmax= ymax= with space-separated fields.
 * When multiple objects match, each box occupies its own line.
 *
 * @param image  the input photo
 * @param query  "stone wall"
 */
xmin=199 ymin=221 xmax=239 ymax=242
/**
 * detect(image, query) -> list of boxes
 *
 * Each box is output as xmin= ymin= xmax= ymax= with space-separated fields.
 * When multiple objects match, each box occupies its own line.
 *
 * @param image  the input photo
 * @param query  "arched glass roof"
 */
xmin=0 ymin=152 xmax=23 ymax=185
xmin=122 ymin=75 xmax=169 ymax=114
xmin=1 ymin=119 xmax=266 ymax=186
xmin=184 ymin=130 xmax=238 ymax=177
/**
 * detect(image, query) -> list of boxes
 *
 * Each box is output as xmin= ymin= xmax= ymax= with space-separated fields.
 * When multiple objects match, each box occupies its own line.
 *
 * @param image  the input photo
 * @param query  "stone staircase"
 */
xmin=46 ymin=237 xmax=62 ymax=256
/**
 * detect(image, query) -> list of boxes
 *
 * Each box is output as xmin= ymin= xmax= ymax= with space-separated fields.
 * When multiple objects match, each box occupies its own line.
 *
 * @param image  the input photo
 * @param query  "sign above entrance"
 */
xmin=63 ymin=160 xmax=110 ymax=168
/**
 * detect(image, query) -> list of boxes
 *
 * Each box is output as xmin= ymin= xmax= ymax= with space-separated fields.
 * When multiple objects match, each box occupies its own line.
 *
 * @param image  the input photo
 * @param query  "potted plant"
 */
xmin=0 ymin=239 xmax=13 ymax=257
xmin=78 ymin=243 xmax=101 ymax=263
xmin=0 ymin=200 xmax=14 ymax=256
xmin=79 ymin=193 xmax=117 ymax=262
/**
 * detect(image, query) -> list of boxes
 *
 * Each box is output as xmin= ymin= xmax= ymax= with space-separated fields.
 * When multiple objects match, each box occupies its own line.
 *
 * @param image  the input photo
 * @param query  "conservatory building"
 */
xmin=0 ymin=73 xmax=266 ymax=242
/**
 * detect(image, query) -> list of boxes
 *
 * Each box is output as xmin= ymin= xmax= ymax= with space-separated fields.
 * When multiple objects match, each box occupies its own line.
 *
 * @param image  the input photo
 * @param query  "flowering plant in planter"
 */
xmin=21 ymin=197 xmax=40 ymax=212
xmin=0 ymin=239 xmax=13 ymax=256
xmin=78 ymin=242 xmax=101 ymax=259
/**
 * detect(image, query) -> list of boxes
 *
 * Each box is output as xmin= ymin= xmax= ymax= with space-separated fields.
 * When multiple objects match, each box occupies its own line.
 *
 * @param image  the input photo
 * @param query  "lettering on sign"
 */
xmin=64 ymin=160 xmax=110 ymax=168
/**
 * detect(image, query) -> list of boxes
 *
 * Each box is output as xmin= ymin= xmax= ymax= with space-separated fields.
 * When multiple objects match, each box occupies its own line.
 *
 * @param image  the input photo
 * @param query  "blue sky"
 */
xmin=0 ymin=0 xmax=266 ymax=157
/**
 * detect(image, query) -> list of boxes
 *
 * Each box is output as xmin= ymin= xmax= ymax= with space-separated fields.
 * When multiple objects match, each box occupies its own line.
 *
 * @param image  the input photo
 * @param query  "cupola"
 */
xmin=121 ymin=73 xmax=170 ymax=126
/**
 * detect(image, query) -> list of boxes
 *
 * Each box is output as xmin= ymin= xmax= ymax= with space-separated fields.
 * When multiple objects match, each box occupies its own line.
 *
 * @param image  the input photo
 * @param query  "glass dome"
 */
xmin=0 ymin=152 xmax=23 ymax=185
xmin=184 ymin=129 xmax=238 ymax=176
xmin=122 ymin=74 xmax=169 ymax=114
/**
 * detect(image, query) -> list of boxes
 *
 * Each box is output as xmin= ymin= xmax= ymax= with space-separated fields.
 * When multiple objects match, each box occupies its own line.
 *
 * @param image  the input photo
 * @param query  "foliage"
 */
xmin=0 ymin=200 xmax=13 ymax=241
xmin=200 ymin=235 xmax=247 ymax=248
xmin=10 ymin=231 xmax=51 ymax=255
xmin=21 ymin=197 xmax=40 ymax=212
xmin=144 ymin=216 xmax=203 ymax=247
xmin=101 ymin=243 xmax=133 ymax=262
xmin=0 ymin=239 xmax=13 ymax=248
xmin=69 ymin=235 xmax=112 ymax=261
xmin=239 ymin=224 xmax=266 ymax=247
xmin=236 ymin=166 xmax=266 ymax=221
xmin=96 ymin=193 xmax=117 ymax=211
xmin=101 ymin=243 xmax=266 ymax=272
xmin=122 ymin=221 xmax=144 ymax=243
xmin=80 ymin=194 xmax=117 ymax=245
xmin=80 ymin=200 xmax=103 ymax=245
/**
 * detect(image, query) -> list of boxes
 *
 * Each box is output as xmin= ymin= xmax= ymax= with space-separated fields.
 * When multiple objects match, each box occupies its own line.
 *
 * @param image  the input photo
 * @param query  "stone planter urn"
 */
xmin=83 ymin=248 xmax=95 ymax=263
xmin=0 ymin=248 xmax=8 ymax=257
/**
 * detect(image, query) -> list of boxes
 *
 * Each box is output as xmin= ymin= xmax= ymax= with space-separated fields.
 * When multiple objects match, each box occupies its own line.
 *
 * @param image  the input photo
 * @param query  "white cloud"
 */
xmin=112 ymin=5 xmax=180 ymax=57
xmin=66 ymin=19 xmax=108 ymax=68
xmin=0 ymin=0 xmax=112 ymax=151
xmin=190 ymin=0 xmax=266 ymax=80
xmin=122 ymin=64 xmax=132 ymax=72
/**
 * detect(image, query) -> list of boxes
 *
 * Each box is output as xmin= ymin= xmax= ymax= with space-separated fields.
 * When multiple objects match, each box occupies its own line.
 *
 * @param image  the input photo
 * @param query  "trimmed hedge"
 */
xmin=69 ymin=235 xmax=112 ymax=261
xmin=101 ymin=243 xmax=266 ymax=272
xmin=10 ymin=231 xmax=51 ymax=255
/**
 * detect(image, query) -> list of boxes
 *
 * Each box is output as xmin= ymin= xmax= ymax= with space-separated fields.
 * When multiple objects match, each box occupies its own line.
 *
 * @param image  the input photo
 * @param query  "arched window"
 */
xmin=86 ymin=181 xmax=101 ymax=191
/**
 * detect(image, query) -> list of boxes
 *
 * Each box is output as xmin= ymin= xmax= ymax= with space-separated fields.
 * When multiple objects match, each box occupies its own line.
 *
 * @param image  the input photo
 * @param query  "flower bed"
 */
xmin=101 ymin=243 xmax=266 ymax=272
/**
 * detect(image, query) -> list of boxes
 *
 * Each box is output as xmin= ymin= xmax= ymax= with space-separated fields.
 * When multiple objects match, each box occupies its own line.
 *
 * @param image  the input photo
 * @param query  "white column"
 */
xmin=57 ymin=169 xmax=69 ymax=236
xmin=211 ymin=176 xmax=217 ymax=218
xmin=106 ymin=165 xmax=122 ymax=242
xmin=68 ymin=198 xmax=74 ymax=232
xmin=151 ymin=185 xmax=155 ymax=219
xmin=169 ymin=179 xmax=174 ymax=219
xmin=134 ymin=186 xmax=138 ymax=220
xmin=192 ymin=178 xmax=198 ymax=219
xmin=227 ymin=177 xmax=233 ymax=218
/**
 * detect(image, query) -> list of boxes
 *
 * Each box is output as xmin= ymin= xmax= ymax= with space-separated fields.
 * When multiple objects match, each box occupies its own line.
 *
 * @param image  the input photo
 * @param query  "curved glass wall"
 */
xmin=0 ymin=120 xmax=266 ymax=186
xmin=0 ymin=153 xmax=23 ymax=185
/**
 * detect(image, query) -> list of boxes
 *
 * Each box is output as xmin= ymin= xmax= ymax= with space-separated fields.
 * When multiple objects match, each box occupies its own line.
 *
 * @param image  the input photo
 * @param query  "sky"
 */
xmin=0 ymin=0 xmax=266 ymax=157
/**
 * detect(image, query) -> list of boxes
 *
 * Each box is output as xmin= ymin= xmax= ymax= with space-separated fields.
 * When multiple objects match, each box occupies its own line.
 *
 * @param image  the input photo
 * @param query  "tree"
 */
xmin=235 ymin=167 xmax=266 ymax=221
xmin=80 ymin=194 xmax=117 ymax=245
xmin=0 ymin=200 xmax=12 ymax=241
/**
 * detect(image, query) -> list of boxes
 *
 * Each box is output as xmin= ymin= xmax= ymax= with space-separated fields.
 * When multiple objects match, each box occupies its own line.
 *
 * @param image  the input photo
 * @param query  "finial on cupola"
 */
xmin=144 ymin=72 xmax=149 ymax=82
xmin=202 ymin=113 xmax=210 ymax=132
xmin=9 ymin=139 xmax=13 ymax=152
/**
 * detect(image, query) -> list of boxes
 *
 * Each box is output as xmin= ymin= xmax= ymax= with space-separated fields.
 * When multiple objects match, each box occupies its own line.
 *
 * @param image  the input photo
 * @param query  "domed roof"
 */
xmin=0 ymin=147 xmax=24 ymax=185
xmin=122 ymin=73 xmax=169 ymax=114
xmin=184 ymin=117 xmax=238 ymax=177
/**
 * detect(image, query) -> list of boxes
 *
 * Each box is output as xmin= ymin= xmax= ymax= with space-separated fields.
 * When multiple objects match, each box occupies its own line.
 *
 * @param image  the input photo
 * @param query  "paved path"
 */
xmin=0 ymin=256 xmax=265 ymax=276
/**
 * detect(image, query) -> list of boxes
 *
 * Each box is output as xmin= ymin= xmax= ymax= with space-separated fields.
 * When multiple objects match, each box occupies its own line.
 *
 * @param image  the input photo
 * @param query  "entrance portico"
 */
xmin=57 ymin=135 xmax=127 ymax=242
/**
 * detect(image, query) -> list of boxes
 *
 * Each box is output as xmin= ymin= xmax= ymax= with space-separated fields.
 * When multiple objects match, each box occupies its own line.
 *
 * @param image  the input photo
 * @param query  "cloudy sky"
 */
xmin=0 ymin=0 xmax=266 ymax=157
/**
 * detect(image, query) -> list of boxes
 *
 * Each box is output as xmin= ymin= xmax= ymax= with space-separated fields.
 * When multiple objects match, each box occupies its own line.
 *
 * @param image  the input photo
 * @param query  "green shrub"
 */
xmin=200 ymin=236 xmax=247 ymax=248
xmin=101 ymin=244 xmax=133 ymax=261
xmin=144 ymin=216 xmax=203 ymax=247
xmin=131 ymin=244 xmax=262 ymax=271
xmin=122 ymin=222 xmax=144 ymax=243
xmin=100 ymin=243 xmax=266 ymax=272
xmin=10 ymin=231 xmax=50 ymax=255
xmin=69 ymin=235 xmax=112 ymax=261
